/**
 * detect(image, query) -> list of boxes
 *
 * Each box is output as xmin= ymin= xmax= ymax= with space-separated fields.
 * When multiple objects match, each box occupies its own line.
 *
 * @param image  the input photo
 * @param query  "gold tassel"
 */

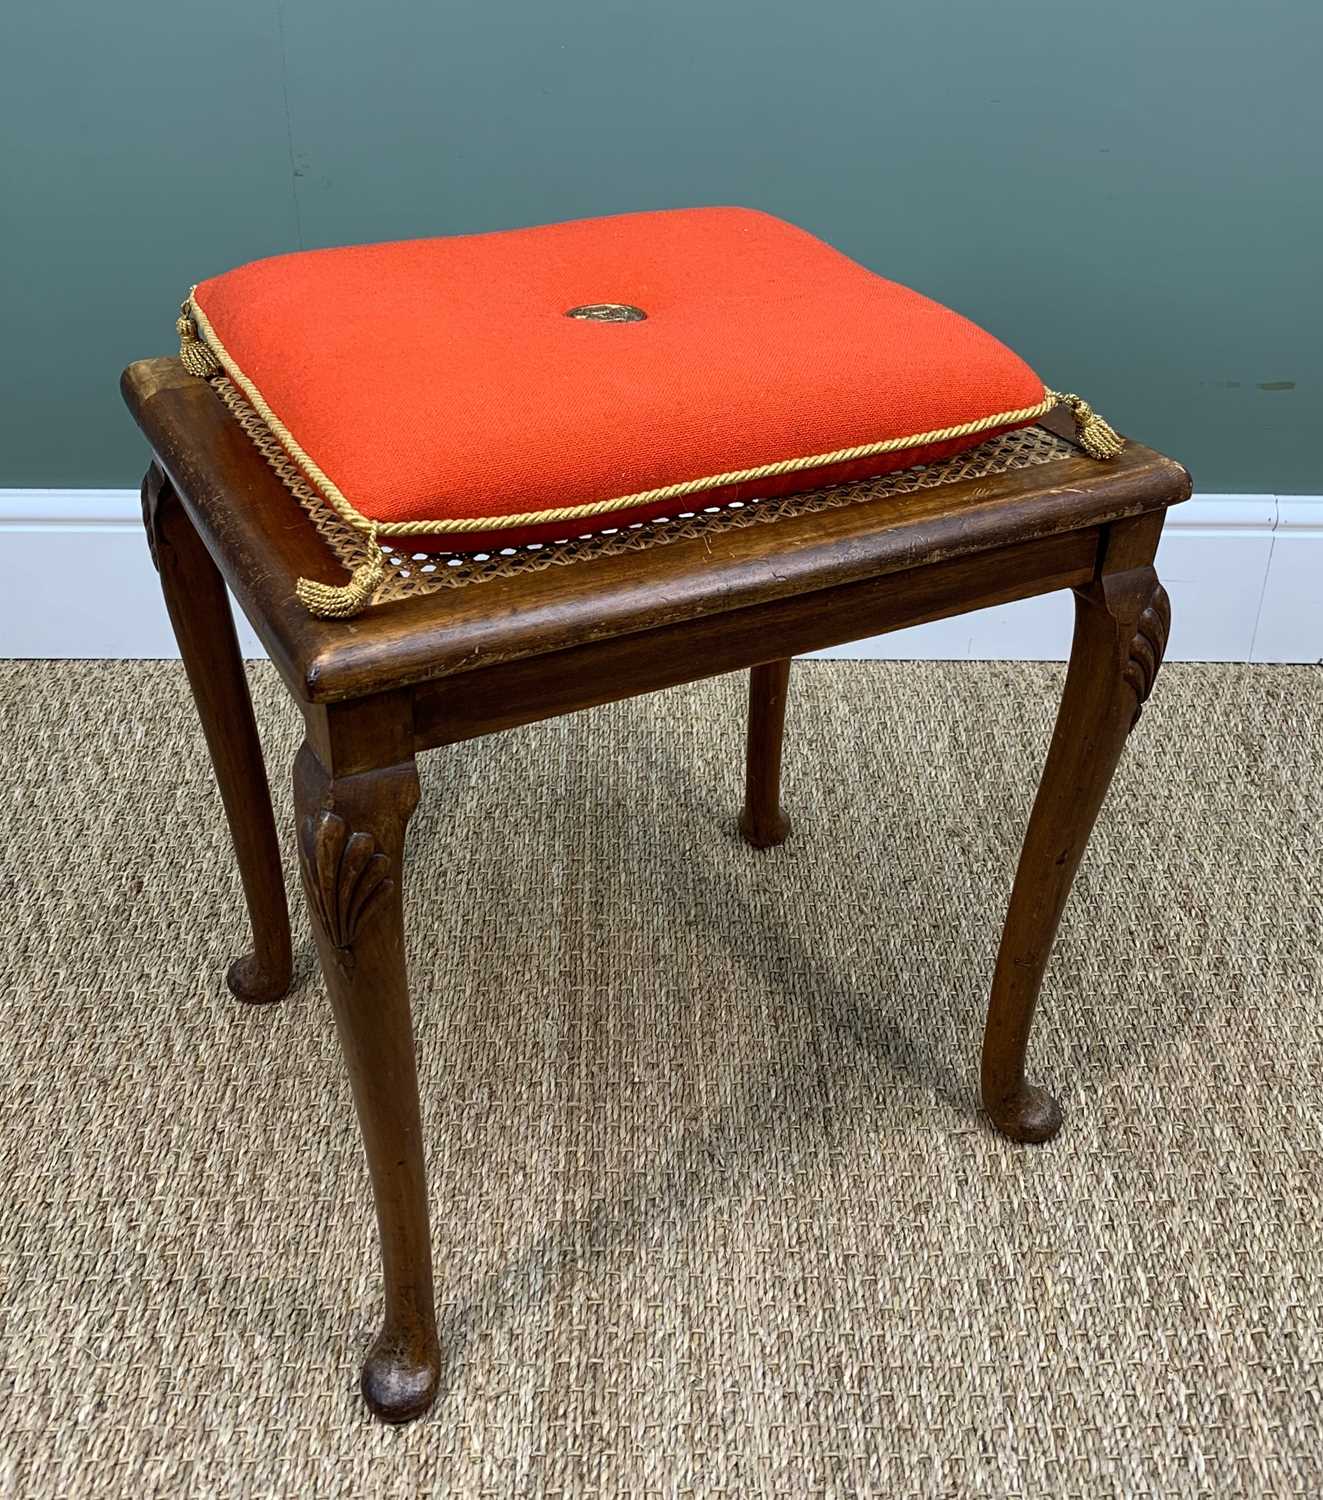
xmin=1046 ymin=389 xmax=1124 ymax=460
xmin=177 ymin=303 xmax=221 ymax=379
xmin=295 ymin=525 xmax=388 ymax=618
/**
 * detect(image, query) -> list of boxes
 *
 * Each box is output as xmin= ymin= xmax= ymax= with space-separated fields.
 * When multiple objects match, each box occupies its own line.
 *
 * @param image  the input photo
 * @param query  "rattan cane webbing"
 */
xmin=212 ymin=376 xmax=1077 ymax=607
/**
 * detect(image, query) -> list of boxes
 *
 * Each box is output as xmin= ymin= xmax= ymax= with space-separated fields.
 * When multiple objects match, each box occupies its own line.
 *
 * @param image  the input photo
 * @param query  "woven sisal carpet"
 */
xmin=1 ymin=659 xmax=1320 ymax=1497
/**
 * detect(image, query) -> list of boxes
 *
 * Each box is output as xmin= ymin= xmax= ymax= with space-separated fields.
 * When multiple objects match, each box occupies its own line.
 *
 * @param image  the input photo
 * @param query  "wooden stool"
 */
xmin=123 ymin=356 xmax=1189 ymax=1422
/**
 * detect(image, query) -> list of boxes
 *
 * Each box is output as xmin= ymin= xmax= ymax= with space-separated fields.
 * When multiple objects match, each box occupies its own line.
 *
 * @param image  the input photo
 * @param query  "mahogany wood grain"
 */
xmin=141 ymin=461 xmax=291 ymax=1003
xmin=293 ymin=739 xmax=439 ymax=1423
xmin=981 ymin=511 xmax=1170 ymax=1141
xmin=409 ymin=531 xmax=1096 ymax=748
xmin=740 ymin=660 xmax=793 ymax=848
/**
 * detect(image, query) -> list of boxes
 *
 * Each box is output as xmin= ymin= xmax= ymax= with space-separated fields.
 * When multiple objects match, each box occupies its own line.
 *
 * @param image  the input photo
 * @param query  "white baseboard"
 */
xmin=1 ymin=490 xmax=1318 ymax=663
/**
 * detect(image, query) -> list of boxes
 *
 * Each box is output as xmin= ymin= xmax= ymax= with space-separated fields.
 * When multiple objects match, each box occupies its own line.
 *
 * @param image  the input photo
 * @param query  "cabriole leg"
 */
xmin=293 ymin=741 xmax=439 ymax=1422
xmin=982 ymin=553 xmax=1171 ymax=1143
xmin=142 ymin=461 xmax=292 ymax=1003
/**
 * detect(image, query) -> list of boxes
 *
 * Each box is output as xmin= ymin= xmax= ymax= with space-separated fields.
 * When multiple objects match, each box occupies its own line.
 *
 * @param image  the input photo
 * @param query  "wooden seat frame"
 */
xmin=123 ymin=356 xmax=1190 ymax=1422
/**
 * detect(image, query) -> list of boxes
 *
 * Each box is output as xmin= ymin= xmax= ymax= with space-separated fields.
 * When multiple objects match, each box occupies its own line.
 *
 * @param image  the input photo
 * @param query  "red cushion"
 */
xmin=188 ymin=207 xmax=1051 ymax=552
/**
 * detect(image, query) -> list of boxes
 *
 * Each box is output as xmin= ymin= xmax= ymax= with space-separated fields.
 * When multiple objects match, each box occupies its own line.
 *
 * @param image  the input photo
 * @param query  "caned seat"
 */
xmin=127 ymin=355 xmax=1180 ymax=706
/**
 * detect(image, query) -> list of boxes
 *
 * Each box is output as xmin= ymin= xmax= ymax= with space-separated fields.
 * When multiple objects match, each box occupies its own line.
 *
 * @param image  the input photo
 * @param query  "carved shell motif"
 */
xmin=1124 ymin=581 xmax=1172 ymax=728
xmin=299 ymin=809 xmax=394 ymax=955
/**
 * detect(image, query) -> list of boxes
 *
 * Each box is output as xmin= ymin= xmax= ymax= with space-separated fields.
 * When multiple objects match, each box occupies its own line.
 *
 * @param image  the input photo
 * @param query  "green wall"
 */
xmin=3 ymin=0 xmax=1318 ymax=492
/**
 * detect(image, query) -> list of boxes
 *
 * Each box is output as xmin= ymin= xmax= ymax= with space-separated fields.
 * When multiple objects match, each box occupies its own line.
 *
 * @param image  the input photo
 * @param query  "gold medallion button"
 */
xmin=565 ymin=303 xmax=647 ymax=323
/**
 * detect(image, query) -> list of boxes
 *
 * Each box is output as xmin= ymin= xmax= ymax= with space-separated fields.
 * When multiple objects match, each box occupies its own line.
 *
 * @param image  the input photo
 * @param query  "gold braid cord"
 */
xmin=212 ymin=379 xmax=1077 ymax=611
xmin=182 ymin=290 xmax=1124 ymax=618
